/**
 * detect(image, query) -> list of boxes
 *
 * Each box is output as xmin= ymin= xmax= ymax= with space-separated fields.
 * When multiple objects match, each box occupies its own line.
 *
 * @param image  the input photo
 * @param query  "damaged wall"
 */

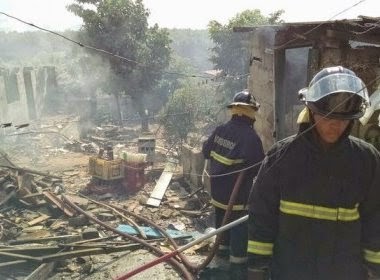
xmin=247 ymin=27 xmax=277 ymax=151
xmin=182 ymin=144 xmax=210 ymax=193
xmin=315 ymin=46 xmax=380 ymax=147
xmin=0 ymin=66 xmax=57 ymax=124
xmin=248 ymin=20 xmax=380 ymax=150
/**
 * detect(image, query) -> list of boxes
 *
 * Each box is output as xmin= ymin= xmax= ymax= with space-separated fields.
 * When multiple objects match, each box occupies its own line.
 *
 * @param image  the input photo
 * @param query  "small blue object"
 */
xmin=116 ymin=224 xmax=193 ymax=239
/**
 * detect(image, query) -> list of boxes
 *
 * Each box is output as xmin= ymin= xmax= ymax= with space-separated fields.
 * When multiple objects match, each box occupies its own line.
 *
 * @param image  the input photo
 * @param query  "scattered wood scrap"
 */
xmin=146 ymin=162 xmax=175 ymax=207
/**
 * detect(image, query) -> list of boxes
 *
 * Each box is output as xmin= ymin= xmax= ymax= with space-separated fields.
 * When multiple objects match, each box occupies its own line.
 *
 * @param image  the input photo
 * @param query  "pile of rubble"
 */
xmin=0 ymin=116 xmax=214 ymax=280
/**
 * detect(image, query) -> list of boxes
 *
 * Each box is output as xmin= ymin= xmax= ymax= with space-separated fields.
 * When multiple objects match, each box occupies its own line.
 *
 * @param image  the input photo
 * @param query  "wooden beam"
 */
xmin=27 ymin=214 xmax=50 ymax=226
xmin=25 ymin=262 xmax=56 ymax=280
xmin=8 ymin=234 xmax=81 ymax=245
xmin=40 ymin=243 xmax=141 ymax=263
xmin=0 ymin=251 xmax=41 ymax=262
xmin=146 ymin=162 xmax=175 ymax=207
xmin=42 ymin=191 xmax=76 ymax=217
xmin=0 ymin=260 xmax=26 ymax=268
xmin=0 ymin=246 xmax=61 ymax=256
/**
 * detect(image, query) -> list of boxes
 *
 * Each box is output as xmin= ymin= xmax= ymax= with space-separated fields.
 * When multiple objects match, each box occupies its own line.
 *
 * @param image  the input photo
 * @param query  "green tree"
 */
xmin=169 ymin=29 xmax=213 ymax=72
xmin=208 ymin=9 xmax=284 ymax=100
xmin=150 ymin=54 xmax=196 ymax=109
xmin=67 ymin=0 xmax=171 ymax=123
xmin=159 ymin=80 xmax=218 ymax=146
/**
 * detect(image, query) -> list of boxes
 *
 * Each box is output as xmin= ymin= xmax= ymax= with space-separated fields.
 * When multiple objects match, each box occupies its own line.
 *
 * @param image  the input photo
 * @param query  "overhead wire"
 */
xmin=1 ymin=1 xmax=378 ymax=180
xmin=0 ymin=0 xmax=371 ymax=86
xmin=2 ymin=3 xmax=379 ymax=278
xmin=125 ymin=70 xmax=379 ymax=176
xmin=199 ymin=0 xmax=380 ymax=178
xmin=0 ymin=11 xmax=240 ymax=80
xmin=274 ymin=0 xmax=367 ymax=49
xmin=201 ymin=73 xmax=380 ymax=181
xmin=113 ymin=83 xmax=380 ymax=279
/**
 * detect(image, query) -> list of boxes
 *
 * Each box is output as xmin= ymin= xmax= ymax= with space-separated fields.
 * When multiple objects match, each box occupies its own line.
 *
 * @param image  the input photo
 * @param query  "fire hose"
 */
xmin=61 ymin=194 xmax=193 ymax=280
xmin=115 ymin=215 xmax=249 ymax=279
xmin=63 ymin=167 xmax=247 ymax=278
xmin=115 ymin=170 xmax=246 ymax=278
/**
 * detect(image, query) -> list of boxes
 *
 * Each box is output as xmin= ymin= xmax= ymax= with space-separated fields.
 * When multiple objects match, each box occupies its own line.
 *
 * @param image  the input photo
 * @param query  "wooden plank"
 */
xmin=0 ymin=251 xmax=41 ymax=262
xmin=42 ymin=191 xmax=76 ymax=217
xmin=21 ymin=192 xmax=44 ymax=199
xmin=40 ymin=243 xmax=141 ymax=262
xmin=146 ymin=164 xmax=173 ymax=207
xmin=25 ymin=262 xmax=56 ymax=280
xmin=9 ymin=234 xmax=81 ymax=245
xmin=0 ymin=246 xmax=60 ymax=256
xmin=0 ymin=260 xmax=26 ymax=268
xmin=27 ymin=214 xmax=50 ymax=226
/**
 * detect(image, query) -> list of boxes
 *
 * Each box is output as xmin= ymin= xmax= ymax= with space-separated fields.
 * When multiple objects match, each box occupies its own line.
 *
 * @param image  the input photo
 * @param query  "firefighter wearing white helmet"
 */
xmin=299 ymin=65 xmax=370 ymax=120
xmin=247 ymin=66 xmax=380 ymax=280
xmin=201 ymin=89 xmax=264 ymax=278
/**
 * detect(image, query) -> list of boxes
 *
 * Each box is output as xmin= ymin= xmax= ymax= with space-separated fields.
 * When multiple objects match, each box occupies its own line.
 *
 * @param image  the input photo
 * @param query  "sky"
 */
xmin=0 ymin=0 xmax=378 ymax=32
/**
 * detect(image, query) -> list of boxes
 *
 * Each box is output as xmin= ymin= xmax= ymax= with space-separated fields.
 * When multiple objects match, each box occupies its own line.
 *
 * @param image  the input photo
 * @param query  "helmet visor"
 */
xmin=308 ymin=92 xmax=366 ymax=119
xmin=306 ymin=73 xmax=369 ymax=104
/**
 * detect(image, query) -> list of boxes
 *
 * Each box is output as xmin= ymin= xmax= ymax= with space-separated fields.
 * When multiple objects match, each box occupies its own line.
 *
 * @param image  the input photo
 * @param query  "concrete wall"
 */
xmin=0 ymin=66 xmax=55 ymax=124
xmin=0 ymin=71 xmax=8 ymax=122
xmin=181 ymin=144 xmax=210 ymax=193
xmin=5 ymin=67 xmax=29 ymax=123
xmin=248 ymin=30 xmax=310 ymax=150
xmin=318 ymin=47 xmax=380 ymax=146
xmin=248 ymin=26 xmax=380 ymax=151
xmin=247 ymin=27 xmax=277 ymax=151
xmin=278 ymin=47 xmax=309 ymax=139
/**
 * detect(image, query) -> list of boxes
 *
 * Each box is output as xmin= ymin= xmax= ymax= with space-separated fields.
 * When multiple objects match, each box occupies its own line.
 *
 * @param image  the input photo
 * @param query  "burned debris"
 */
xmin=0 ymin=116 xmax=213 ymax=280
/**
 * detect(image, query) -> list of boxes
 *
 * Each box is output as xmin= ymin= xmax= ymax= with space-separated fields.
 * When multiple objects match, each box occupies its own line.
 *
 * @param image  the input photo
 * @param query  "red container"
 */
xmin=122 ymin=162 xmax=146 ymax=193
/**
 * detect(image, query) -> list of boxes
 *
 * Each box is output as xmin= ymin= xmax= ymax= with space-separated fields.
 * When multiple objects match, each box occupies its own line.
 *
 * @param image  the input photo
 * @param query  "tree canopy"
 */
xmin=208 ymin=9 xmax=284 ymax=98
xmin=67 ymin=0 xmax=172 ymax=106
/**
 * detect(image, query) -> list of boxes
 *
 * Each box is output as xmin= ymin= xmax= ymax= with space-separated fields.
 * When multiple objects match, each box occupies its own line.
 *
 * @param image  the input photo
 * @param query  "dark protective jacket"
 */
xmin=202 ymin=115 xmax=264 ymax=210
xmin=247 ymin=122 xmax=380 ymax=280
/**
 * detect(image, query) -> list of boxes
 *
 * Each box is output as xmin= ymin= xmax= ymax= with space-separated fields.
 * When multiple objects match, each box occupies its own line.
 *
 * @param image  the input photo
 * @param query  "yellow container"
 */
xmin=88 ymin=157 xmax=124 ymax=180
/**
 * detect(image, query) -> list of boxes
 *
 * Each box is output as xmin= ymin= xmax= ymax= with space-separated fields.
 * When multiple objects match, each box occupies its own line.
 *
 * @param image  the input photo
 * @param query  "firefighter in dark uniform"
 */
xmin=202 ymin=90 xmax=265 ymax=276
xmin=247 ymin=66 xmax=380 ymax=280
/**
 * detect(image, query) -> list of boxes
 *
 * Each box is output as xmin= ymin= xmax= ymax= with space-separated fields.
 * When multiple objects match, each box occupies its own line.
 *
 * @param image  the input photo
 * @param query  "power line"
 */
xmin=215 ymin=80 xmax=380 ymax=179
xmin=275 ymin=0 xmax=367 ymax=49
xmin=0 ymin=11 xmax=220 ymax=80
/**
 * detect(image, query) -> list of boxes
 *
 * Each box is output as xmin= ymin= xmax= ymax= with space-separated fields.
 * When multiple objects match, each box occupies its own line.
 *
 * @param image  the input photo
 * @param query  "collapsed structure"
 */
xmin=238 ymin=16 xmax=380 ymax=150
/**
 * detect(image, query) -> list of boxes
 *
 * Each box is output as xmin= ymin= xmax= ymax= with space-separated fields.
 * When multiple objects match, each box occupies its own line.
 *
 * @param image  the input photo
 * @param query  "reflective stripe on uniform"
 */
xmin=210 ymin=151 xmax=244 ymax=166
xmin=364 ymin=249 xmax=380 ymax=264
xmin=247 ymin=240 xmax=273 ymax=256
xmin=280 ymin=200 xmax=359 ymax=221
xmin=211 ymin=198 xmax=248 ymax=211
xmin=230 ymin=255 xmax=248 ymax=264
xmin=219 ymin=244 xmax=229 ymax=251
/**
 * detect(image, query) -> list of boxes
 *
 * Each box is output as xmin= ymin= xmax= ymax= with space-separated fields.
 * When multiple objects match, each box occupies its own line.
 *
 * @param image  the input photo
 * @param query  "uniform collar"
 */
xmin=298 ymin=122 xmax=352 ymax=153
xmin=231 ymin=115 xmax=255 ymax=127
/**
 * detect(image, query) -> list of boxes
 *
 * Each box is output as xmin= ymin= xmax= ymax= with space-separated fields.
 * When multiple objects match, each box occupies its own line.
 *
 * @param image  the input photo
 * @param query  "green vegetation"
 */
xmin=0 ymin=5 xmax=284 ymax=145
xmin=67 ymin=0 xmax=172 ymax=123
xmin=159 ymin=80 xmax=217 ymax=145
xmin=208 ymin=9 xmax=284 ymax=102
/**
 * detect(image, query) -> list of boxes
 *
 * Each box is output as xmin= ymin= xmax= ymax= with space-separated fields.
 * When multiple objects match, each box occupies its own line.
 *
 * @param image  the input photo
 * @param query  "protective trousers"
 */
xmin=215 ymin=207 xmax=248 ymax=264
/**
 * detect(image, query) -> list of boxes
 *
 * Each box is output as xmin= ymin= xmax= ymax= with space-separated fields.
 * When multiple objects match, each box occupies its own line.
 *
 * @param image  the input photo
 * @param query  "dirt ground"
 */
xmin=48 ymin=249 xmax=186 ymax=280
